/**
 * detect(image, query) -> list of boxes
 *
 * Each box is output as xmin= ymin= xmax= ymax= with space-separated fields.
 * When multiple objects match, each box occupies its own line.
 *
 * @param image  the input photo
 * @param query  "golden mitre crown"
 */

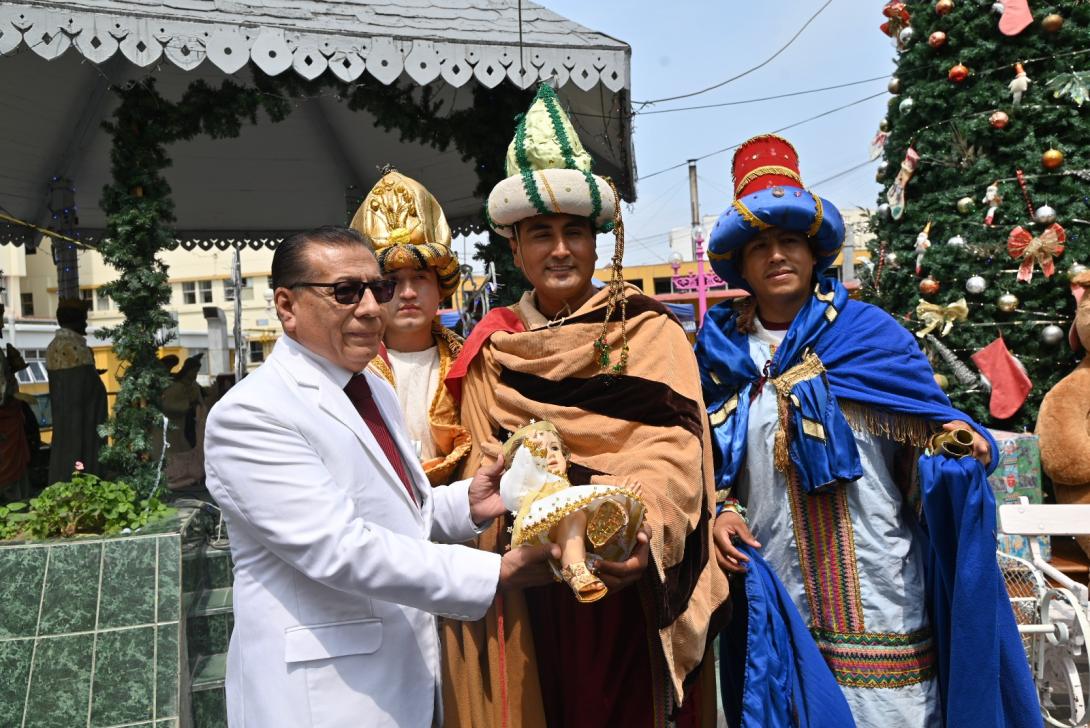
xmin=350 ymin=169 xmax=461 ymax=298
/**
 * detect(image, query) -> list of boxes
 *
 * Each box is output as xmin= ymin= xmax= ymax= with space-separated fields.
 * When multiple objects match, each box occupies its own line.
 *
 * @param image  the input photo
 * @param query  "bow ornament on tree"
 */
xmin=1007 ymin=223 xmax=1066 ymax=281
xmin=916 ymin=298 xmax=969 ymax=338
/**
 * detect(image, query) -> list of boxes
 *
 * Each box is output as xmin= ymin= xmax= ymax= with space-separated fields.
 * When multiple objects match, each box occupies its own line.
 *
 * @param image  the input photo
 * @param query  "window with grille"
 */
xmin=15 ymin=349 xmax=48 ymax=384
xmin=224 ymin=277 xmax=253 ymax=302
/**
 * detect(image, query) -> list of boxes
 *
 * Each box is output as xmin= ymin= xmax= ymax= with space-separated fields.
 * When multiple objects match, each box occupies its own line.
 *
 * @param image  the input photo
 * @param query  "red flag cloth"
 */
xmin=971 ymin=336 xmax=1032 ymax=419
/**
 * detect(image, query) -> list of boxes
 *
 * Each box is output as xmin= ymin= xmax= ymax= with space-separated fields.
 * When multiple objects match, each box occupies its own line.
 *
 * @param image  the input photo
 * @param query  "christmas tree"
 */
xmin=862 ymin=1 xmax=1090 ymax=431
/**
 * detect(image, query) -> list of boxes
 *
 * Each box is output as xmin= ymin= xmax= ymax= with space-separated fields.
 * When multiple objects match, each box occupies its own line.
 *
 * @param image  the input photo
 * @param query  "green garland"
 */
xmin=97 ymin=79 xmax=288 ymax=495
xmin=254 ymin=72 xmax=534 ymax=306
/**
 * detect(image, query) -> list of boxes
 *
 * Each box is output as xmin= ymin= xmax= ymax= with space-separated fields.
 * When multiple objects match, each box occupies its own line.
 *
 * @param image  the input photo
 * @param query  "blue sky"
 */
xmin=541 ymin=0 xmax=898 ymax=266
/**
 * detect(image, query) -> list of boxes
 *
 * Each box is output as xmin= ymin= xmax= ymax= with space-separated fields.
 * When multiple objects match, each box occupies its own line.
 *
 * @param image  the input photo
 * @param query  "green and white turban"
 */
xmin=487 ymin=84 xmax=617 ymax=238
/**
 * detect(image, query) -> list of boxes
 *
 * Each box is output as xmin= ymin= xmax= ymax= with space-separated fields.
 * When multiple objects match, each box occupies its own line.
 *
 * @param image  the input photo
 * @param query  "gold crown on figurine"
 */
xmin=351 ymin=168 xmax=461 ymax=298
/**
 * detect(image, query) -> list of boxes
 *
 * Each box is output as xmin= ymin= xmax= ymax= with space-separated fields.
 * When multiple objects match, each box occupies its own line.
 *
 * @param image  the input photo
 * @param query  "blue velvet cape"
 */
xmin=719 ymin=544 xmax=856 ymax=728
xmin=697 ymin=279 xmax=1039 ymax=727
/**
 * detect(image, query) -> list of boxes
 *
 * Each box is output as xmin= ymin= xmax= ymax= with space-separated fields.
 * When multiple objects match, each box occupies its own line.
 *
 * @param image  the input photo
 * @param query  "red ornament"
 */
xmin=948 ymin=63 xmax=970 ymax=83
xmin=989 ymin=111 xmax=1010 ymax=129
xmin=935 ymin=0 xmax=954 ymax=15
xmin=919 ymin=277 xmax=941 ymax=295
xmin=928 ymin=31 xmax=948 ymax=48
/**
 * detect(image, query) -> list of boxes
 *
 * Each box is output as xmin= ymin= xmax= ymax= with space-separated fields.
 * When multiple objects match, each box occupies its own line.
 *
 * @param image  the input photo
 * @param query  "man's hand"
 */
xmin=468 ymin=457 xmax=507 ymax=526
xmin=498 ymin=543 xmax=561 ymax=592
xmin=595 ymin=524 xmax=651 ymax=592
xmin=713 ymin=511 xmax=761 ymax=574
xmin=942 ymin=420 xmax=991 ymax=467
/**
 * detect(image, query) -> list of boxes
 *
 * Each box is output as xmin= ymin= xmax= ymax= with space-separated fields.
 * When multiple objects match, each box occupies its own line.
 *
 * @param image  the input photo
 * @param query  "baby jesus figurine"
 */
xmin=499 ymin=420 xmax=646 ymax=603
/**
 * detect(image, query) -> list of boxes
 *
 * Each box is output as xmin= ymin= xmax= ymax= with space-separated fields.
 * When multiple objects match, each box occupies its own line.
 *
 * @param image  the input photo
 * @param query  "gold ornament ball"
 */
xmin=989 ymin=111 xmax=1009 ymax=129
xmin=929 ymin=31 xmax=948 ymax=48
xmin=956 ymin=196 xmax=975 ymax=214
xmin=933 ymin=373 xmax=949 ymax=390
xmin=1041 ymin=13 xmax=1064 ymax=32
xmin=919 ymin=277 xmax=941 ymax=296
xmin=935 ymin=0 xmax=955 ymax=15
xmin=888 ymin=76 xmax=902 ymax=95
xmin=1042 ymin=148 xmax=1065 ymax=169
xmin=997 ymin=292 xmax=1019 ymax=313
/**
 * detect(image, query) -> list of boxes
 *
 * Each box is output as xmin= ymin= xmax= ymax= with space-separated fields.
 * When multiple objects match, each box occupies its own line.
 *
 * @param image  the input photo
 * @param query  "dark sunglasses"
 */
xmin=289 ymin=279 xmax=397 ymax=305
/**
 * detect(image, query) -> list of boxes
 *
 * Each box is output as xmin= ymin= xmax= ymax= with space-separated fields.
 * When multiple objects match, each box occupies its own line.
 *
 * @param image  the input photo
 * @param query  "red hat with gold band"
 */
xmin=707 ymin=133 xmax=845 ymax=291
xmin=732 ymin=134 xmax=804 ymax=197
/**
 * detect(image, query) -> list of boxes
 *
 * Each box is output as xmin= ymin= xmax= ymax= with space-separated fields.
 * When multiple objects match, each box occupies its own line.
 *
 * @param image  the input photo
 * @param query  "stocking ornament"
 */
xmin=971 ymin=336 xmax=1032 ymax=419
xmin=999 ymin=0 xmax=1033 ymax=36
xmin=886 ymin=146 xmax=919 ymax=221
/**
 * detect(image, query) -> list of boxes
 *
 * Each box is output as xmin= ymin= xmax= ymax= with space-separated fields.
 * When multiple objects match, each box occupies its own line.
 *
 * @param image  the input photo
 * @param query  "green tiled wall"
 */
xmin=0 ymin=532 xmax=183 ymax=728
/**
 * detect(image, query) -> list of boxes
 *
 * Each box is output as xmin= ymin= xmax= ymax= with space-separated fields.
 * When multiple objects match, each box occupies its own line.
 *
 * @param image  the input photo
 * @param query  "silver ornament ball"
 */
xmin=947 ymin=235 xmax=966 ymax=247
xmin=997 ymin=292 xmax=1019 ymax=313
xmin=899 ymin=97 xmax=915 ymax=114
xmin=992 ymin=2 xmax=1005 ymax=14
xmin=898 ymin=26 xmax=915 ymax=45
xmin=885 ymin=251 xmax=899 ymax=268
xmin=965 ymin=275 xmax=986 ymax=294
xmin=1070 ymin=263 xmax=1088 ymax=280
xmin=876 ymin=203 xmax=892 ymax=220
xmin=1034 ymin=205 xmax=1057 ymax=225
xmin=1041 ymin=324 xmax=1065 ymax=346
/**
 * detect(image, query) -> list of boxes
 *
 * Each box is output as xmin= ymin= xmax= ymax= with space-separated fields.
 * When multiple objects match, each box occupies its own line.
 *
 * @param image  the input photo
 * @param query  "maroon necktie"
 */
xmin=344 ymin=374 xmax=416 ymax=504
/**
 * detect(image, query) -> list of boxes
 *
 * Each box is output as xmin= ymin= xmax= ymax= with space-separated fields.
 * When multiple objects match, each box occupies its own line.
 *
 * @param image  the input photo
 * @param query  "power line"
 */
xmin=809 ymin=159 xmax=878 ymax=189
xmin=638 ymin=90 xmax=886 ymax=182
xmin=637 ymin=75 xmax=888 ymax=116
xmin=634 ymin=0 xmax=834 ymax=107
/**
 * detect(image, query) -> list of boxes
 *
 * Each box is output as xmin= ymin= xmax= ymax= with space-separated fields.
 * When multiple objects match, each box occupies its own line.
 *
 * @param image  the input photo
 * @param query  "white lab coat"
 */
xmin=204 ymin=336 xmax=500 ymax=727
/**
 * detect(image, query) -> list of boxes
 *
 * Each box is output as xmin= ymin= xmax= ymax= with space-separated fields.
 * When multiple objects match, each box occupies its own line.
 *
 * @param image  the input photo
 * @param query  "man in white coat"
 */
xmin=205 ymin=226 xmax=558 ymax=728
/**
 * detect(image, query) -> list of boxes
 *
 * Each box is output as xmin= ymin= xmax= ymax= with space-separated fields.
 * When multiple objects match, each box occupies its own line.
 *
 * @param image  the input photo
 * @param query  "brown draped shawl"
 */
xmin=441 ymin=286 xmax=728 ymax=727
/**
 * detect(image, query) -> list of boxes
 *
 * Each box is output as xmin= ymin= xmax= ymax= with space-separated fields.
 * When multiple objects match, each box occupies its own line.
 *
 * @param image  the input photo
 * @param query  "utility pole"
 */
xmin=687 ymin=160 xmax=709 ymax=326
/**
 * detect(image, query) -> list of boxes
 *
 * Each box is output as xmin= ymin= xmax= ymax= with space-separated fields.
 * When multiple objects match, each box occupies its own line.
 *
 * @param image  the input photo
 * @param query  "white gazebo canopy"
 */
xmin=0 ymin=0 xmax=634 ymax=249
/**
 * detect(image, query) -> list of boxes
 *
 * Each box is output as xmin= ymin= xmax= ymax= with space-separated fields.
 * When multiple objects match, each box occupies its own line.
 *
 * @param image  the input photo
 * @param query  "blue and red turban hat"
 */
xmin=707 ymin=134 xmax=845 ymax=290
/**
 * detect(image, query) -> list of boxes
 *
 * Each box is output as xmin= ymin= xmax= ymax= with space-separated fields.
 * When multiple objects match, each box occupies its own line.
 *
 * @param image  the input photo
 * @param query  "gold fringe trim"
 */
xmin=840 ymin=400 xmax=934 ymax=449
xmin=808 ymin=191 xmax=824 ymax=238
xmin=512 ymin=486 xmax=644 ymax=546
xmin=734 ymin=165 xmax=803 ymax=195
xmin=771 ymin=352 xmax=826 ymax=397
xmin=774 ymin=394 xmax=791 ymax=473
xmin=732 ymin=199 xmax=772 ymax=232
xmin=770 ymin=353 xmax=827 ymax=473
